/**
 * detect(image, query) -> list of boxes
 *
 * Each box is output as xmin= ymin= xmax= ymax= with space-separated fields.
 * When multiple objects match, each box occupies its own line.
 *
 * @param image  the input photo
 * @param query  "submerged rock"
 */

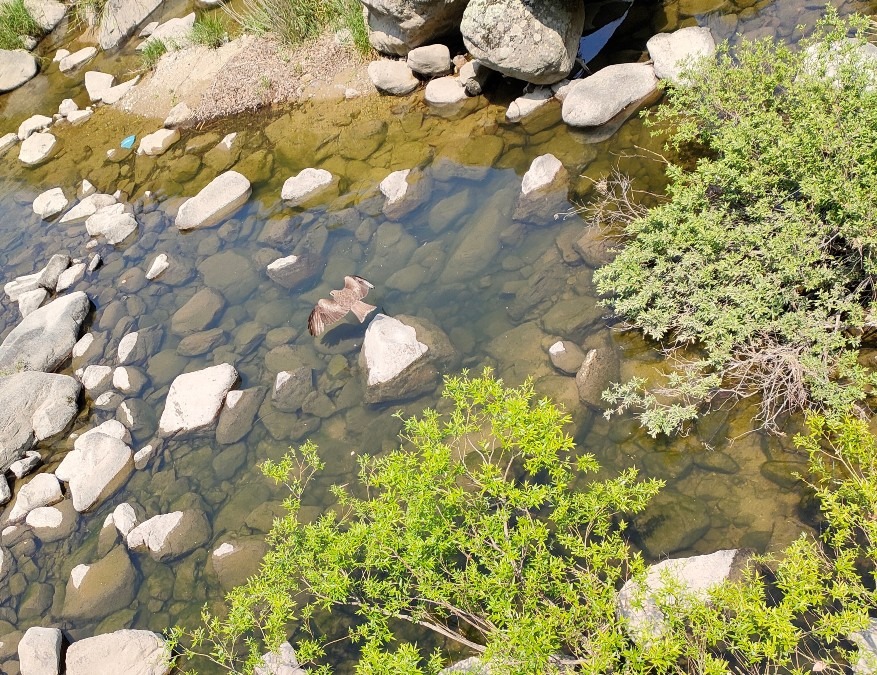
xmin=175 ymin=171 xmax=251 ymax=231
xmin=0 ymin=373 xmax=81 ymax=470
xmin=158 ymin=363 xmax=238 ymax=436
xmin=562 ymin=63 xmax=658 ymax=127
xmin=647 ymin=26 xmax=716 ymax=85
xmin=548 ymin=340 xmax=585 ymax=375
xmin=7 ymin=473 xmax=62 ymax=522
xmin=0 ymin=50 xmax=38 ymax=93
xmin=210 ymin=536 xmax=269 ymax=590
xmin=506 ymin=87 xmax=553 ymax=122
xmin=0 ymin=292 xmax=89 ymax=374
xmin=61 ymin=546 xmax=138 ymax=622
xmin=461 ymin=0 xmax=584 ymax=85
xmin=216 ymin=387 xmax=266 ymax=445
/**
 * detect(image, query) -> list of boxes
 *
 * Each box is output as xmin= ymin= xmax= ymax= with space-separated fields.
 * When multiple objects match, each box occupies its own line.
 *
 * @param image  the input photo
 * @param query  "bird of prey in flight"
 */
xmin=308 ymin=275 xmax=376 ymax=337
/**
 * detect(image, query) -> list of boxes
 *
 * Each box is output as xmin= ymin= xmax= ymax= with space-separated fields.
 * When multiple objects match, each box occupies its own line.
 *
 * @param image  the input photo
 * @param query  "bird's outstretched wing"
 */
xmin=308 ymin=298 xmax=348 ymax=337
xmin=344 ymin=275 xmax=374 ymax=299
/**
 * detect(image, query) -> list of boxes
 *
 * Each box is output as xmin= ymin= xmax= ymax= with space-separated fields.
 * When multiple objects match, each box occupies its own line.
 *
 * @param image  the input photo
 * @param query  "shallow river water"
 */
xmin=0 ymin=0 xmax=876 ymax=671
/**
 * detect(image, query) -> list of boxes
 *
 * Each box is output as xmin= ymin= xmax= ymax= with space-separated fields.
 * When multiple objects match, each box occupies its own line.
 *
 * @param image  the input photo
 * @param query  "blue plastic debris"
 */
xmin=121 ymin=134 xmax=136 ymax=149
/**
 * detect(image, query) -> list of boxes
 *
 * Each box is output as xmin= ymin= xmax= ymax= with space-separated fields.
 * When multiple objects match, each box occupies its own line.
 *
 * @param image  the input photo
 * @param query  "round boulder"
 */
xmin=0 ymin=50 xmax=38 ymax=93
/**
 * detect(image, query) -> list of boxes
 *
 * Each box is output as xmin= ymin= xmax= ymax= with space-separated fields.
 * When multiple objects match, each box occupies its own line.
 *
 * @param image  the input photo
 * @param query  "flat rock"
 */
xmin=67 ymin=109 xmax=93 ymax=125
xmin=562 ymin=63 xmax=658 ymax=127
xmin=506 ymin=87 xmax=553 ymax=122
xmin=176 ymin=170 xmax=251 ymax=231
xmin=32 ymin=187 xmax=68 ymax=219
xmin=18 ymin=132 xmax=57 ymax=166
xmin=55 ymin=432 xmax=133 ymax=512
xmin=80 ymin=364 xmax=113 ymax=395
xmin=60 ymin=193 xmax=117 ymax=224
xmin=18 ymin=626 xmax=61 ymax=675
xmin=407 ymin=44 xmax=451 ymax=77
xmin=0 ymin=292 xmax=89 ymax=374
xmin=367 ymin=59 xmax=419 ymax=95
xmin=26 ymin=499 xmax=77 ymax=542
xmin=0 ymin=373 xmax=81 ymax=471
xmin=137 ymin=128 xmax=180 ymax=156
xmin=59 ymin=46 xmax=97 ymax=73
xmin=17 ymin=115 xmax=52 ymax=141
xmin=56 ymin=263 xmax=86 ymax=291
xmin=61 ymin=546 xmax=137 ymax=622
xmin=158 ymin=363 xmax=238 ymax=436
xmin=0 ymin=132 xmax=17 ymax=155
xmin=8 ymin=473 xmax=62 ymax=523
xmin=0 ymin=50 xmax=38 ymax=93
xmin=126 ymin=509 xmax=211 ymax=562
xmin=424 ymin=75 xmax=466 ymax=106
xmin=24 ymin=0 xmax=65 ymax=32
xmin=281 ymin=168 xmax=335 ymax=205
xmin=647 ymin=26 xmax=716 ymax=85
xmin=85 ymin=206 xmax=138 ymax=245
xmin=66 ymin=629 xmax=169 ymax=675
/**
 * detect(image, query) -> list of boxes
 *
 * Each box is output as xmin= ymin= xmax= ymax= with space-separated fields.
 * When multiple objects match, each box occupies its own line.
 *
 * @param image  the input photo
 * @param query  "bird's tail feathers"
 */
xmin=351 ymin=301 xmax=377 ymax=323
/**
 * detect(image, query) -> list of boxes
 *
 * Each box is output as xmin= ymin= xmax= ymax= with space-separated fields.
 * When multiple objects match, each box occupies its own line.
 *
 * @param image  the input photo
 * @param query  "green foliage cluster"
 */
xmin=191 ymin=14 xmax=228 ymax=49
xmin=139 ymin=38 xmax=168 ymax=69
xmin=228 ymin=0 xmax=370 ymax=54
xmin=594 ymin=12 xmax=877 ymax=436
xmin=171 ymin=370 xmax=663 ymax=674
xmin=0 ymin=0 xmax=40 ymax=50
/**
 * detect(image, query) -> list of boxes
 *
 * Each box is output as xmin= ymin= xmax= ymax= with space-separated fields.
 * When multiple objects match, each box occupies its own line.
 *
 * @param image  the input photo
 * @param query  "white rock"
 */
xmin=53 ymin=48 xmax=70 ymax=62
xmin=361 ymin=313 xmax=428 ymax=386
xmin=32 ymin=187 xmax=68 ymax=219
xmin=117 ymin=331 xmax=138 ymax=362
xmin=145 ymin=253 xmax=169 ymax=280
xmin=67 ymin=109 xmax=93 ymax=126
xmin=10 ymin=451 xmax=41 ymax=479
xmin=379 ymin=169 xmax=411 ymax=204
xmin=137 ymin=128 xmax=180 ymax=156
xmin=71 ymin=332 xmax=94 ymax=359
xmin=254 ymin=642 xmax=305 ymax=675
xmin=85 ymin=206 xmax=138 ymax=245
xmin=18 ymin=132 xmax=57 ymax=165
xmin=112 ymin=366 xmax=147 ymax=395
xmin=139 ymin=20 xmax=158 ymax=37
xmin=59 ymin=47 xmax=98 ymax=73
xmin=60 ymin=193 xmax=117 ymax=223
xmin=407 ymin=44 xmax=452 ymax=77
xmin=647 ymin=26 xmax=716 ymax=85
xmin=562 ymin=63 xmax=658 ymax=128
xmin=26 ymin=502 xmax=76 ymax=542
xmin=25 ymin=505 xmax=62 ymax=528
xmin=58 ymin=98 xmax=79 ymax=116
xmin=73 ymin=420 xmax=132 ymax=450
xmin=506 ymin=87 xmax=553 ymax=122
xmin=133 ymin=444 xmax=156 ymax=470
xmin=163 ymin=101 xmax=193 ymax=128
xmin=93 ymin=390 xmax=122 ymax=410
xmin=8 ymin=473 xmax=62 ymax=522
xmin=424 ymin=76 xmax=467 ymax=106
xmin=54 ymin=432 xmax=134 ymax=512
xmin=4 ymin=273 xmax=40 ymax=301
xmin=217 ymin=132 xmax=237 ymax=150
xmin=84 ymin=70 xmax=115 ymax=102
xmin=111 ymin=502 xmax=138 ymax=536
xmin=281 ymin=168 xmax=334 ymax=205
xmin=139 ymin=12 xmax=195 ymax=50
xmin=19 ymin=288 xmax=48 ymax=316
xmin=98 ymin=76 xmax=139 ymax=104
xmin=80 ymin=364 xmax=113 ymax=395
xmin=18 ymin=626 xmax=62 ymax=675
xmin=0 ymin=132 xmax=18 ymax=155
xmin=521 ymin=153 xmax=566 ymax=195
xmin=126 ymin=510 xmax=211 ymax=561
xmin=367 ymin=59 xmax=419 ymax=95
xmin=56 ymin=262 xmax=86 ymax=291
xmin=158 ymin=363 xmax=238 ymax=436
xmin=65 ymin=630 xmax=170 ymax=675
xmin=17 ymin=114 xmax=52 ymax=141
xmin=78 ymin=179 xmax=96 ymax=198
xmin=175 ymin=171 xmax=251 ymax=231
xmin=0 ymin=49 xmax=38 ymax=93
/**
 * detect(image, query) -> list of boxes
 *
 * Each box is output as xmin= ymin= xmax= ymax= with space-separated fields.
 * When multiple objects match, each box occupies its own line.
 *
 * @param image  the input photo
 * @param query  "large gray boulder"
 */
xmin=0 ymin=50 xmax=38 ymax=93
xmin=617 ymin=549 xmax=751 ymax=644
xmin=0 ymin=373 xmax=80 ymax=471
xmin=55 ymin=432 xmax=134 ymax=512
xmin=362 ymin=0 xmax=469 ymax=56
xmin=24 ymin=0 xmax=66 ymax=32
xmin=461 ymin=0 xmax=584 ymax=85
xmin=0 ymin=291 xmax=89 ymax=374
xmin=65 ymin=629 xmax=169 ymax=675
xmin=98 ymin=0 xmax=163 ymax=49
xmin=562 ymin=63 xmax=658 ymax=127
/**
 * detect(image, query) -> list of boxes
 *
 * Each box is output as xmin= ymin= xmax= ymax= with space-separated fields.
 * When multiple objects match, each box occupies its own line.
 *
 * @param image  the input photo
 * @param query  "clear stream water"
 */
xmin=0 ymin=0 xmax=875 ymax=671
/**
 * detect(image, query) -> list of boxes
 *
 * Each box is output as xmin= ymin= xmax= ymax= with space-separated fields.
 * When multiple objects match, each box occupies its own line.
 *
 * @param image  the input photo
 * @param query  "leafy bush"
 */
xmin=226 ymin=0 xmax=370 ymax=54
xmin=593 ymin=11 xmax=877 ymax=436
xmin=140 ymin=38 xmax=168 ymax=69
xmin=171 ymin=370 xmax=663 ymax=674
xmin=0 ymin=0 xmax=40 ymax=50
xmin=191 ymin=14 xmax=227 ymax=48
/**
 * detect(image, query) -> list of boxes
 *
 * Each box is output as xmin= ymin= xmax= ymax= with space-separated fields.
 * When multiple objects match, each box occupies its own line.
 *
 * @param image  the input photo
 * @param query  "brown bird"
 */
xmin=308 ymin=275 xmax=377 ymax=337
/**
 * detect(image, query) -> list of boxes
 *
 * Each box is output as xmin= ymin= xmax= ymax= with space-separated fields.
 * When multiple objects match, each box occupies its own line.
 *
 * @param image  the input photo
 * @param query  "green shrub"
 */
xmin=191 ymin=14 xmax=227 ymax=48
xmin=593 ymin=11 xmax=877 ymax=436
xmin=140 ymin=38 xmax=168 ymax=69
xmin=0 ymin=0 xmax=40 ymax=50
xmin=170 ymin=369 xmax=663 ymax=674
